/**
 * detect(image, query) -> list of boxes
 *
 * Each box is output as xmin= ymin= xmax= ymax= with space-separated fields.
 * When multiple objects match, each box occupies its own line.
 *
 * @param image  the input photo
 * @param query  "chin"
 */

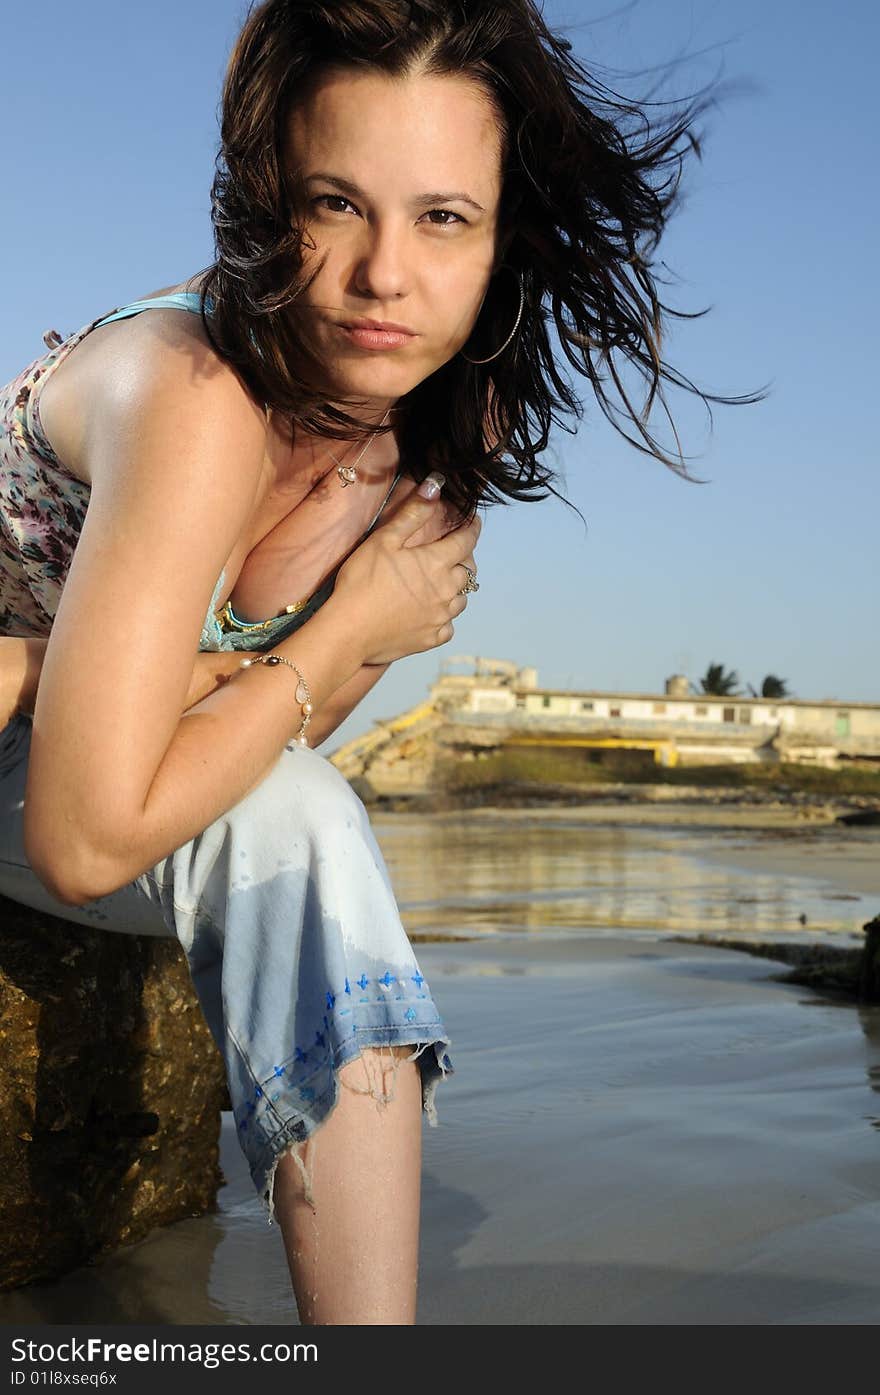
xmin=325 ymin=367 xmax=419 ymax=401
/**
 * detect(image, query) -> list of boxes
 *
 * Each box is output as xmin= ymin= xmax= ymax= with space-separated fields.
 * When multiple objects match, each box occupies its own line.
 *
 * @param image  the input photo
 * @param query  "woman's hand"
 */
xmin=330 ymin=475 xmax=482 ymax=666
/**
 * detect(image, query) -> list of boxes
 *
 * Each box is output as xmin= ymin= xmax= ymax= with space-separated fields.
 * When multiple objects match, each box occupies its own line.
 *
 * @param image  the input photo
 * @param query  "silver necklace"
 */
xmin=326 ymin=407 xmax=391 ymax=486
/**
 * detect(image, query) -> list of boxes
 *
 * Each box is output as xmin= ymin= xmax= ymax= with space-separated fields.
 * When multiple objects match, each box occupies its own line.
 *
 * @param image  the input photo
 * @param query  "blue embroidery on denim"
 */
xmin=234 ymin=958 xmax=452 ymax=1133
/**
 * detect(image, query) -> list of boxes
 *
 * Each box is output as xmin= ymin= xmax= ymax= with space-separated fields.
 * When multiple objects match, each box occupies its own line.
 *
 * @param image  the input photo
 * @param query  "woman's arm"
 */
xmin=1 ymin=632 xmax=388 ymax=748
xmin=310 ymin=661 xmax=390 ymax=749
xmin=1 ymin=476 xmax=460 ymax=737
xmin=21 ymin=326 xmax=471 ymax=905
xmin=1 ymin=637 xmax=246 ymax=728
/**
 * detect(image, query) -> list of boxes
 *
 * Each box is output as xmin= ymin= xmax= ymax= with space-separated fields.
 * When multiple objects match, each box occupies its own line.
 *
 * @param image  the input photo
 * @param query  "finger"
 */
xmin=373 ymin=472 xmax=447 ymax=543
xmin=430 ymin=515 xmax=481 ymax=567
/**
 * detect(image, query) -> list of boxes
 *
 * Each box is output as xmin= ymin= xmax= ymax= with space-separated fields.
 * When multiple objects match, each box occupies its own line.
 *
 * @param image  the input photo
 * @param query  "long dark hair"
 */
xmin=197 ymin=0 xmax=764 ymax=519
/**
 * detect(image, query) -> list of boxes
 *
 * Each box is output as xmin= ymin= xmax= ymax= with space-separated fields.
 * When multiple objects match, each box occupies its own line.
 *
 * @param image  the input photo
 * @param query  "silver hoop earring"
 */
xmin=459 ymin=265 xmax=525 ymax=364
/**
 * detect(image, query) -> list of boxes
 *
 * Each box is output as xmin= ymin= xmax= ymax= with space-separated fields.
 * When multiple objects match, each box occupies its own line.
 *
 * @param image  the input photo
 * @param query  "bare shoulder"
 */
xmin=39 ymin=296 xmax=265 ymax=486
xmin=93 ymin=309 xmax=264 ymax=439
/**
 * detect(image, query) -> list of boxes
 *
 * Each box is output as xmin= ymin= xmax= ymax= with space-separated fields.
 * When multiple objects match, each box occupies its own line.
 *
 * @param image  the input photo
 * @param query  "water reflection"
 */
xmin=372 ymin=814 xmax=869 ymax=943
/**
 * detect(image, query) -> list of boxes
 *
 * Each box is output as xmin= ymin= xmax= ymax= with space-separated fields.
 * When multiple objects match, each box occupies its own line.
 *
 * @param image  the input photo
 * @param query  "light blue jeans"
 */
xmin=0 ymin=712 xmax=453 ymax=1225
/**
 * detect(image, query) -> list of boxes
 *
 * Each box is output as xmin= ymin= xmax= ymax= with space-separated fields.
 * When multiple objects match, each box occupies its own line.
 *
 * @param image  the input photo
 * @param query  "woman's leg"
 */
xmin=0 ymin=714 xmax=453 ymax=1324
xmin=273 ymin=1043 xmax=423 ymax=1325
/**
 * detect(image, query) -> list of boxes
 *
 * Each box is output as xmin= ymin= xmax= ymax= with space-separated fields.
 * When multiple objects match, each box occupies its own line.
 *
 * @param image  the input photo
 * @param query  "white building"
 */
xmin=428 ymin=658 xmax=880 ymax=768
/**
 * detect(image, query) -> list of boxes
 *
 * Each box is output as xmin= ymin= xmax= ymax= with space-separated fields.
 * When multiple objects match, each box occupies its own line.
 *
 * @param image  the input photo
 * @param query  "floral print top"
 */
xmin=0 ymin=296 xmax=402 ymax=652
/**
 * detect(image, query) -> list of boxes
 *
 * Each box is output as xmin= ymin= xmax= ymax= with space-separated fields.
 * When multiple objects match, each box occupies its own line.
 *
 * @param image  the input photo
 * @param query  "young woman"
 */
xmin=0 ymin=0 xmax=758 ymax=1324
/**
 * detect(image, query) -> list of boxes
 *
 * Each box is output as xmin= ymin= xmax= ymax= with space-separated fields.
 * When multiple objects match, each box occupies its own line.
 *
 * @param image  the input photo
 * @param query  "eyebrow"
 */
xmin=305 ymin=171 xmax=486 ymax=213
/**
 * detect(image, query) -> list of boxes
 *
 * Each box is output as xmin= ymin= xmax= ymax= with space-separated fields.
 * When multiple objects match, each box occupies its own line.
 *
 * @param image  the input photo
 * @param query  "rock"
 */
xmin=837 ymin=808 xmax=880 ymax=827
xmin=672 ymin=926 xmax=879 ymax=1003
xmin=0 ymin=896 xmax=230 ymax=1292
xmin=858 ymin=915 xmax=880 ymax=1002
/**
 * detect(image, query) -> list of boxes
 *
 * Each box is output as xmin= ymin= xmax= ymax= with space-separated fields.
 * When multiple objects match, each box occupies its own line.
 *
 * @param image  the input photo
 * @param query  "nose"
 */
xmin=352 ymin=222 xmax=412 ymax=302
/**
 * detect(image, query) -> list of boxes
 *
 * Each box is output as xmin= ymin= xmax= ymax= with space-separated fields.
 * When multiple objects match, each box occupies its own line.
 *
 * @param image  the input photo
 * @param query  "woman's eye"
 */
xmin=314 ymin=195 xmax=353 ymax=215
xmin=312 ymin=196 xmax=465 ymax=228
xmin=424 ymin=208 xmax=466 ymax=227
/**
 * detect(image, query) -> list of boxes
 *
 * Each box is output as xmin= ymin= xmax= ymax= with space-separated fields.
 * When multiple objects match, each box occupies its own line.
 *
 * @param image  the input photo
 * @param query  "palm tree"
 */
xmin=694 ymin=662 xmax=741 ymax=696
xmin=746 ymin=674 xmax=791 ymax=699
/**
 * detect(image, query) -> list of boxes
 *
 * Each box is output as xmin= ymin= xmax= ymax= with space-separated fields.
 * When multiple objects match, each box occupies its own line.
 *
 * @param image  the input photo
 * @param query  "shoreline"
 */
xmin=360 ymin=781 xmax=880 ymax=831
xmin=364 ymin=785 xmax=880 ymax=832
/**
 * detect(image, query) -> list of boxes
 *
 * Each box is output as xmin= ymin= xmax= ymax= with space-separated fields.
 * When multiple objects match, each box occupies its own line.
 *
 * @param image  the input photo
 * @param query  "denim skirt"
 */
xmin=0 ymin=712 xmax=454 ymax=1225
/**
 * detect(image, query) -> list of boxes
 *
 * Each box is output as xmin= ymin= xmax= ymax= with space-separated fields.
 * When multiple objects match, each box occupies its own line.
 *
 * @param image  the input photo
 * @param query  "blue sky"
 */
xmin=3 ymin=0 xmax=877 ymax=755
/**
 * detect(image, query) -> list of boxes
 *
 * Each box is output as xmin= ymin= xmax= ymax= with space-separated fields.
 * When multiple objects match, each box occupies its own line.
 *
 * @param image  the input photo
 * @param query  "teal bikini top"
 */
xmin=93 ymin=292 xmax=402 ymax=653
xmin=94 ymin=291 xmax=213 ymax=325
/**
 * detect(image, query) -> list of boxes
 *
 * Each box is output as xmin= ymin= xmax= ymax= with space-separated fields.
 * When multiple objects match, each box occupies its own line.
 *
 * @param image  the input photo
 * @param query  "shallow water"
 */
xmin=376 ymin=814 xmax=873 ymax=944
xmin=1 ymin=814 xmax=877 ymax=1324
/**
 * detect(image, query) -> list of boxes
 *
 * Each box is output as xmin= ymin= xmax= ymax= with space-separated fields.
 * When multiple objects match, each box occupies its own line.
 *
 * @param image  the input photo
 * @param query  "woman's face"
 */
xmin=286 ymin=67 xmax=505 ymax=415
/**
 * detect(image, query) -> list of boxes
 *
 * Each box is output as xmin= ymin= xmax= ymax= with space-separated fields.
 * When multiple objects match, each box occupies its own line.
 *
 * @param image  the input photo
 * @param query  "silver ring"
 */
xmin=457 ymin=564 xmax=479 ymax=595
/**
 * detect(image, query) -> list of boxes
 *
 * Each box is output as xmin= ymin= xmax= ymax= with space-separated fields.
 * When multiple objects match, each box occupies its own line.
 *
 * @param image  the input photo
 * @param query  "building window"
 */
xmin=723 ymin=706 xmax=735 ymax=723
xmin=769 ymin=707 xmax=778 ymax=717
xmin=542 ymin=696 xmax=551 ymax=709
xmin=610 ymin=706 xmax=622 ymax=718
xmin=580 ymin=700 xmax=594 ymax=711
xmin=695 ymin=705 xmax=708 ymax=716
xmin=515 ymin=696 xmax=526 ymax=709
xmin=739 ymin=707 xmax=752 ymax=724
xmin=652 ymin=702 xmax=666 ymax=714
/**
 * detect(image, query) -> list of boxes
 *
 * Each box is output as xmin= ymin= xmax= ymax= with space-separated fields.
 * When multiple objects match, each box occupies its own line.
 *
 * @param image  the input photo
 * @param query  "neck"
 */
xmin=278 ymin=410 xmax=400 ymax=493
xmin=328 ymin=397 xmax=398 ymax=428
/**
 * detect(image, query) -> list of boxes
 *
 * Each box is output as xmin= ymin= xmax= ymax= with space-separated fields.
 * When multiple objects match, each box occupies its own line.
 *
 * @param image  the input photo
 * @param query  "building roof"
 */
xmin=511 ymin=686 xmax=879 ymax=712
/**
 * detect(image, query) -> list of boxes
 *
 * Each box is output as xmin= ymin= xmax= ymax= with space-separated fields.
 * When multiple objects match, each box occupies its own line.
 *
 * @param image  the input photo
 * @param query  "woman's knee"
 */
xmin=233 ymin=743 xmax=367 ymax=842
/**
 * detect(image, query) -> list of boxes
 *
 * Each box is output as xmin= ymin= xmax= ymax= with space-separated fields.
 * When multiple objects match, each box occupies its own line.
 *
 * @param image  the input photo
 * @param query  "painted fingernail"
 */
xmin=418 ymin=471 xmax=446 ymax=499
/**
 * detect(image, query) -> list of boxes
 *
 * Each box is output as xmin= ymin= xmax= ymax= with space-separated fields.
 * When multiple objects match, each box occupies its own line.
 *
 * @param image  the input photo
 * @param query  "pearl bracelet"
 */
xmin=238 ymin=654 xmax=313 ymax=746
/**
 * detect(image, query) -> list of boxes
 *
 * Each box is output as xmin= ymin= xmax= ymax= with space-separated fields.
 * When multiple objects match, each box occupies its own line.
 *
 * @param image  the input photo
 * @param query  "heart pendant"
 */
xmin=337 ymin=464 xmax=357 ymax=487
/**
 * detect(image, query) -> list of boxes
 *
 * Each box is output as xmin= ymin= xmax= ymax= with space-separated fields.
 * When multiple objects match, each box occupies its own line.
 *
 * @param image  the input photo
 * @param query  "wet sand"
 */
xmin=658 ymin=827 xmax=880 ymax=901
xmin=1 ymin=929 xmax=879 ymax=1325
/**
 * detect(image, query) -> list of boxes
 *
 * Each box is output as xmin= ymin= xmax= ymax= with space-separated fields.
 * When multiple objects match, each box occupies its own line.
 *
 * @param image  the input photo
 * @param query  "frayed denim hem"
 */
xmin=245 ymin=1034 xmax=454 ymax=1227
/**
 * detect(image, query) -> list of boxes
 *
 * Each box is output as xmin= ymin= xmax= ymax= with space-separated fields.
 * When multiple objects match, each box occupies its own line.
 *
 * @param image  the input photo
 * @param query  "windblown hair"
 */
xmin=197 ymin=0 xmax=762 ymax=519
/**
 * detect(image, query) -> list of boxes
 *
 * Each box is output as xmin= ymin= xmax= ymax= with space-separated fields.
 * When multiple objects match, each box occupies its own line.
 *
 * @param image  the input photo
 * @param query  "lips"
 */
xmin=341 ymin=318 xmax=417 ymax=335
